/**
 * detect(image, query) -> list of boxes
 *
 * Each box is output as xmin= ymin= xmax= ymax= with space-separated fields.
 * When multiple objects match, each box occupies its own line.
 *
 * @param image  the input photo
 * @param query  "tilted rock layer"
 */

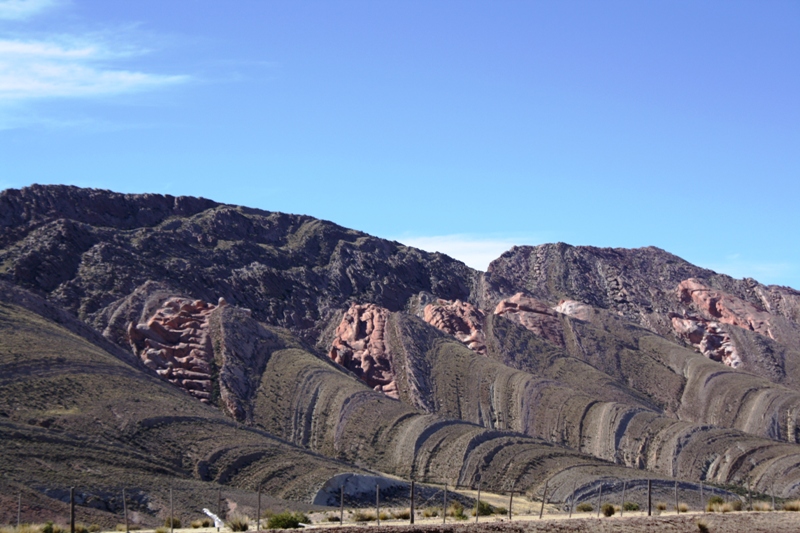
xmin=329 ymin=304 xmax=397 ymax=397
xmin=670 ymin=313 xmax=741 ymax=368
xmin=422 ymin=299 xmax=487 ymax=354
xmin=678 ymin=278 xmax=774 ymax=339
xmin=128 ymin=297 xmax=221 ymax=402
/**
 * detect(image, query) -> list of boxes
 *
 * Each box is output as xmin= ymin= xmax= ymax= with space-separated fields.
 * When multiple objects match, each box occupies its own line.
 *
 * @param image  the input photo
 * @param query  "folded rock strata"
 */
xmin=422 ymin=299 xmax=487 ymax=354
xmin=329 ymin=304 xmax=398 ymax=397
xmin=495 ymin=293 xmax=565 ymax=346
xmin=670 ymin=313 xmax=741 ymax=368
xmin=128 ymin=296 xmax=221 ymax=403
xmin=678 ymin=278 xmax=774 ymax=339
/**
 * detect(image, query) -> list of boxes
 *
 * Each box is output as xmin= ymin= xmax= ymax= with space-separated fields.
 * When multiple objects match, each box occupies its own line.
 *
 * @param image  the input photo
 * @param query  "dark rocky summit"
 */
xmin=3 ymin=185 xmax=800 ymax=525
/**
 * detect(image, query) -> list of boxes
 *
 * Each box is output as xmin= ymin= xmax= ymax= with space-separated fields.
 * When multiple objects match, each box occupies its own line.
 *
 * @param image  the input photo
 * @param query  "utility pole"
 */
xmin=647 ymin=480 xmax=652 ymax=516
xmin=256 ymin=485 xmax=261 ymax=532
xmin=375 ymin=485 xmax=380 ymax=526
xmin=409 ymin=480 xmax=415 ymax=525
xmin=339 ymin=485 xmax=344 ymax=526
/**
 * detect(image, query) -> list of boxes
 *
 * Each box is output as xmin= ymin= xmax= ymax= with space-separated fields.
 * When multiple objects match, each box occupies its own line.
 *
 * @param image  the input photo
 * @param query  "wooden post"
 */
xmin=17 ymin=492 xmax=22 ymax=529
xmin=170 ymin=488 xmax=174 ymax=533
xmin=569 ymin=479 xmax=577 ymax=518
xmin=443 ymin=483 xmax=447 ymax=524
xmin=700 ymin=480 xmax=704 ymax=513
xmin=474 ymin=478 xmax=481 ymax=524
xmin=620 ymin=481 xmax=626 ymax=517
xmin=772 ymin=482 xmax=776 ymax=511
xmin=674 ymin=480 xmax=679 ymax=514
xmin=339 ymin=486 xmax=344 ymax=526
xmin=375 ymin=484 xmax=380 ymax=525
xmin=70 ymin=487 xmax=75 ymax=533
xmin=218 ymin=488 xmax=222 ymax=519
xmin=257 ymin=485 xmax=261 ymax=532
xmin=647 ymin=480 xmax=652 ymax=516
xmin=539 ymin=480 xmax=548 ymax=519
xmin=508 ymin=490 xmax=513 ymax=521
xmin=596 ymin=484 xmax=602 ymax=518
xmin=410 ymin=480 xmax=415 ymax=524
xmin=123 ymin=489 xmax=129 ymax=533
xmin=747 ymin=478 xmax=752 ymax=511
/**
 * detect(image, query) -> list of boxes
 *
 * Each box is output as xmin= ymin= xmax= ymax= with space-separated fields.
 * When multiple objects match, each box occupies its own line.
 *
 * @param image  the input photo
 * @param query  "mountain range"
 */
xmin=2 ymin=185 xmax=800 ymax=525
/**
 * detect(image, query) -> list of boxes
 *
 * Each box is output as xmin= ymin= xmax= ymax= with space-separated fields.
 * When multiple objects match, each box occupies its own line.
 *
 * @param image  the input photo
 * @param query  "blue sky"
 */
xmin=0 ymin=1 xmax=798 ymax=288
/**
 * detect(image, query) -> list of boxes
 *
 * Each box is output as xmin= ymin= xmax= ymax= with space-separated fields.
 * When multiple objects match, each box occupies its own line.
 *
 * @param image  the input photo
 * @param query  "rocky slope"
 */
xmin=3 ymin=185 xmax=800 ymax=521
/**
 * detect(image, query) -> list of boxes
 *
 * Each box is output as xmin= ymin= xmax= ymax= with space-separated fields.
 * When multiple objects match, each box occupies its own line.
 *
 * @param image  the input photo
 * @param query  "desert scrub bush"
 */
xmin=602 ymin=503 xmax=615 ymax=517
xmin=324 ymin=514 xmax=340 ymax=522
xmin=115 ymin=526 xmax=140 ymax=532
xmin=697 ymin=521 xmax=709 ymax=533
xmin=378 ymin=512 xmax=389 ymax=521
xmin=623 ymin=501 xmax=639 ymax=511
xmin=446 ymin=502 xmax=466 ymax=520
xmin=421 ymin=508 xmax=438 ymax=518
xmin=74 ymin=524 xmax=89 ymax=533
xmin=678 ymin=503 xmax=689 ymax=513
xmin=225 ymin=514 xmax=250 ymax=531
xmin=752 ymin=501 xmax=772 ymax=511
xmin=266 ymin=512 xmax=307 ymax=529
xmin=163 ymin=518 xmax=181 ymax=529
xmin=784 ymin=500 xmax=800 ymax=511
xmin=656 ymin=502 xmax=667 ymax=511
xmin=155 ymin=528 xmax=168 ymax=533
xmin=494 ymin=506 xmax=507 ymax=516
xmin=391 ymin=509 xmax=410 ymax=520
xmin=471 ymin=501 xmax=493 ymax=516
xmin=731 ymin=500 xmax=742 ymax=511
xmin=576 ymin=502 xmax=593 ymax=512
xmin=352 ymin=511 xmax=375 ymax=522
xmin=87 ymin=525 xmax=101 ymax=533
xmin=707 ymin=495 xmax=724 ymax=505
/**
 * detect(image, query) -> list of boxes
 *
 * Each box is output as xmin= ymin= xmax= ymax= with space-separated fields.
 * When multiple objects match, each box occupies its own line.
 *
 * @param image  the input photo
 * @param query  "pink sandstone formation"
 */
xmin=128 ymin=297 xmax=222 ymax=403
xmin=678 ymin=278 xmax=774 ymax=339
xmin=552 ymin=299 xmax=594 ymax=322
xmin=329 ymin=304 xmax=398 ymax=398
xmin=423 ymin=299 xmax=487 ymax=354
xmin=494 ymin=293 xmax=565 ymax=347
xmin=670 ymin=313 xmax=742 ymax=368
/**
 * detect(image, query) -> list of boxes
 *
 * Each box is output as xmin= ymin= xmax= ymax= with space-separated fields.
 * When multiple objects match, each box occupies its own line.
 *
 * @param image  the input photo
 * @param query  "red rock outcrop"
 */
xmin=329 ymin=304 xmax=398 ymax=398
xmin=423 ymin=299 xmax=487 ymax=354
xmin=670 ymin=313 xmax=742 ymax=368
xmin=678 ymin=278 xmax=774 ymax=339
xmin=495 ymin=293 xmax=565 ymax=347
xmin=128 ymin=297 xmax=222 ymax=403
xmin=552 ymin=299 xmax=594 ymax=322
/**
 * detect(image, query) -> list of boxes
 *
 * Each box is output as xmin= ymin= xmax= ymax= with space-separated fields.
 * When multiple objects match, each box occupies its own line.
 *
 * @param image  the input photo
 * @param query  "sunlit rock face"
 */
xmin=678 ymin=278 xmax=774 ymax=339
xmin=494 ymin=293 xmax=565 ymax=347
xmin=422 ymin=299 xmax=487 ymax=354
xmin=329 ymin=303 xmax=398 ymax=398
xmin=552 ymin=299 xmax=594 ymax=322
xmin=128 ymin=296 xmax=219 ymax=402
xmin=671 ymin=313 xmax=742 ymax=368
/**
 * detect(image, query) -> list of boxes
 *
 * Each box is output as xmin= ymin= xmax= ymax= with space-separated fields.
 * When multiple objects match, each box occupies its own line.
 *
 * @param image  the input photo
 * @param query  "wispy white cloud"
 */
xmin=0 ymin=0 xmax=58 ymax=21
xmin=0 ymin=37 xmax=188 ymax=102
xmin=395 ymin=234 xmax=531 ymax=271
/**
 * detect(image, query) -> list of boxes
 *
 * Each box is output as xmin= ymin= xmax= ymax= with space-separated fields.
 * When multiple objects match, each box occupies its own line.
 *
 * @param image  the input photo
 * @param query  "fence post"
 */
xmin=771 ymin=481 xmax=776 ymax=511
xmin=410 ymin=480 xmax=415 ymax=525
xmin=620 ymin=481 xmax=625 ymax=517
xmin=375 ymin=484 xmax=380 ymax=525
xmin=123 ymin=489 xmax=129 ymax=533
xmin=596 ymin=484 xmax=602 ymax=518
xmin=170 ymin=488 xmax=174 ymax=533
xmin=700 ymin=481 xmax=704 ymax=513
xmin=747 ymin=478 xmax=752 ymax=511
xmin=257 ymin=485 xmax=261 ymax=532
xmin=70 ymin=487 xmax=75 ymax=533
xmin=474 ymin=477 xmax=481 ymax=524
xmin=339 ymin=485 xmax=344 ymax=526
xmin=218 ymin=488 xmax=222 ymax=520
xmin=647 ymin=480 xmax=652 ymax=516
xmin=539 ymin=479 xmax=548 ymax=519
xmin=674 ymin=480 xmax=679 ymax=514
xmin=508 ymin=489 xmax=513 ymax=521
xmin=569 ymin=479 xmax=577 ymax=518
xmin=443 ymin=483 xmax=447 ymax=524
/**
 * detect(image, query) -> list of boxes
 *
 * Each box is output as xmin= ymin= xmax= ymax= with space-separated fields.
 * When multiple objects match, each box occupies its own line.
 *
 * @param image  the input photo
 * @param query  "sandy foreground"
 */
xmin=302 ymin=513 xmax=800 ymax=533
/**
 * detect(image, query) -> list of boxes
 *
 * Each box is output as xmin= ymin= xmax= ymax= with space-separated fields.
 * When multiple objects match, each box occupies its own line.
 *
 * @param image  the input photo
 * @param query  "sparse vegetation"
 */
xmin=576 ymin=502 xmax=593 ymax=512
xmin=697 ymin=520 xmax=709 ymax=533
xmin=87 ymin=525 xmax=101 ymax=533
xmin=155 ymin=528 xmax=168 ymax=533
xmin=471 ymin=500 xmax=494 ymax=516
xmin=602 ymin=503 xmax=615 ymax=517
xmin=783 ymin=500 xmax=800 ymax=511
xmin=163 ymin=518 xmax=181 ymax=529
xmin=753 ymin=501 xmax=772 ymax=511
xmin=494 ymin=506 xmax=508 ymax=516
xmin=623 ymin=501 xmax=639 ymax=511
xmin=678 ymin=502 xmax=689 ymax=513
xmin=325 ymin=514 xmax=340 ymax=522
xmin=352 ymin=510 xmax=376 ymax=522
xmin=226 ymin=514 xmax=250 ymax=531
xmin=266 ymin=512 xmax=308 ymax=529
xmin=656 ymin=502 xmax=667 ymax=511
xmin=731 ymin=500 xmax=743 ymax=511
xmin=391 ymin=509 xmax=410 ymax=520
xmin=421 ymin=508 xmax=438 ymax=518
xmin=708 ymin=495 xmax=724 ymax=505
xmin=190 ymin=518 xmax=212 ymax=528
xmin=378 ymin=512 xmax=389 ymax=521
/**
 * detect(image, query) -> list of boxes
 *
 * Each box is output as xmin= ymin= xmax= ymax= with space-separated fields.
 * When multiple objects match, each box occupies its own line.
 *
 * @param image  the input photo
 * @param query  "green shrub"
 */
xmin=74 ymin=524 xmax=89 ymax=533
xmin=623 ymin=501 xmax=639 ymax=511
xmin=378 ymin=512 xmax=389 ymax=521
xmin=155 ymin=528 xmax=168 ymax=533
xmin=225 ymin=514 xmax=249 ymax=532
xmin=472 ymin=501 xmax=493 ymax=516
xmin=576 ymin=502 xmax=593 ymax=512
xmin=266 ymin=512 xmax=307 ymax=529
xmin=163 ymin=518 xmax=181 ymax=529
xmin=602 ymin=503 xmax=615 ymax=517
xmin=708 ymin=495 xmax=724 ymax=505
xmin=494 ymin=506 xmax=507 ymax=516
xmin=731 ymin=500 xmax=743 ymax=511
xmin=421 ymin=508 xmax=438 ymax=518
xmin=87 ymin=525 xmax=101 ymax=533
xmin=446 ymin=502 xmax=466 ymax=520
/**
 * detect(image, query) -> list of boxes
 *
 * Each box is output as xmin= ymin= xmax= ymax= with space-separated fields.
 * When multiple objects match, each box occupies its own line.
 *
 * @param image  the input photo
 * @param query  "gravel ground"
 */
xmin=305 ymin=512 xmax=800 ymax=533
